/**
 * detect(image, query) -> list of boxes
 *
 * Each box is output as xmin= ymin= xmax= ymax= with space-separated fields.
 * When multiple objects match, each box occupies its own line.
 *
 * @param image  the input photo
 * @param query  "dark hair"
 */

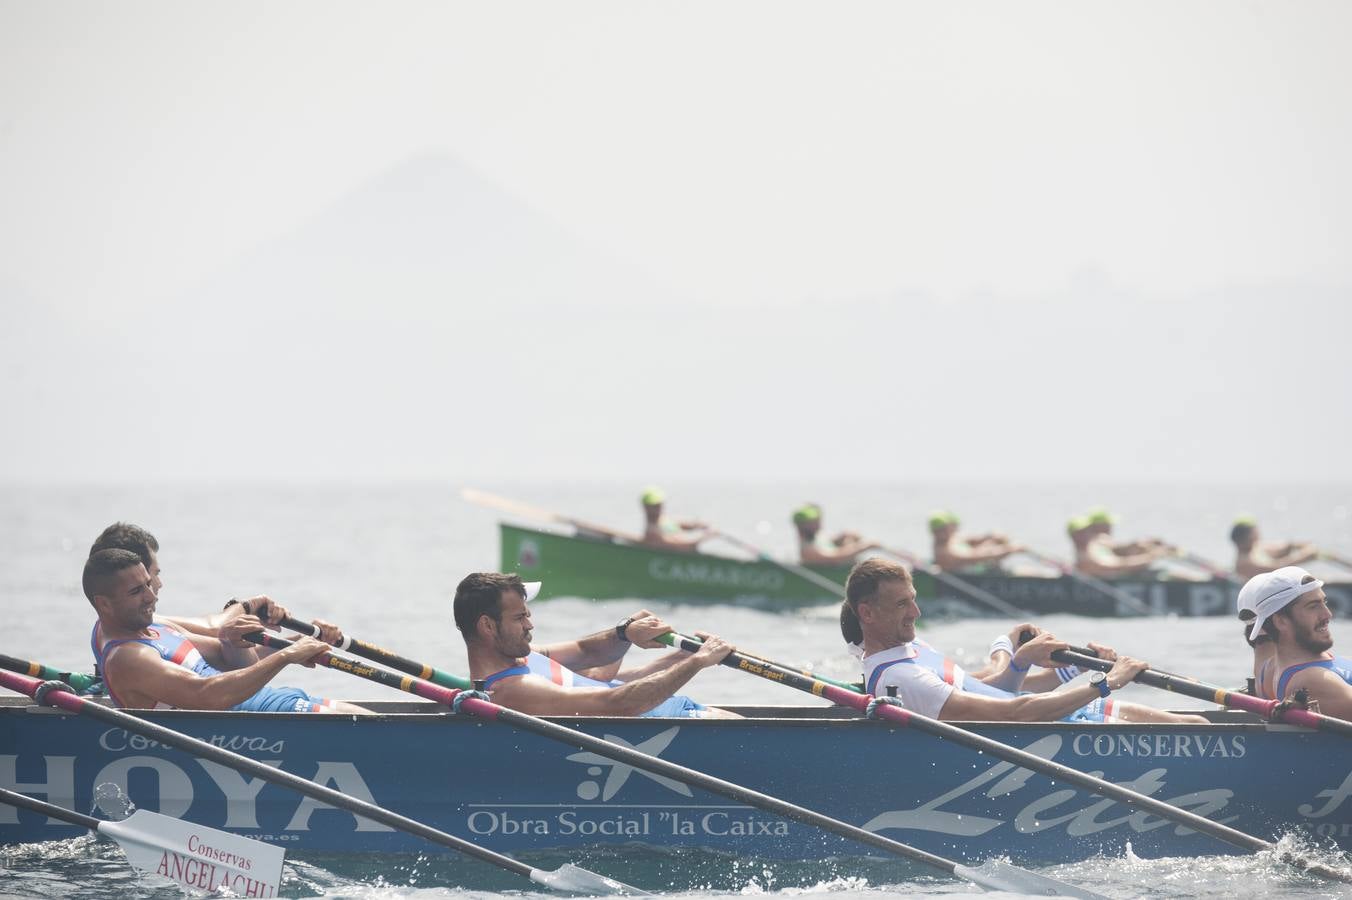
xmin=90 ymin=522 xmax=159 ymax=566
xmin=1237 ymin=608 xmax=1271 ymax=647
xmin=82 ymin=548 xmax=145 ymax=605
xmin=453 ymin=572 xmax=527 ymax=639
xmin=839 ymin=558 xmax=910 ymax=643
xmin=1230 ymin=522 xmax=1255 ymax=547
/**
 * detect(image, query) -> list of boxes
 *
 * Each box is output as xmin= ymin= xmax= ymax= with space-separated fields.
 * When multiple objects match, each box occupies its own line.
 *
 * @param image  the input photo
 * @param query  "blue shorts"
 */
xmin=235 ymin=686 xmax=331 ymax=713
xmin=1065 ymin=697 xmax=1116 ymax=723
xmin=639 ymin=695 xmax=707 ymax=718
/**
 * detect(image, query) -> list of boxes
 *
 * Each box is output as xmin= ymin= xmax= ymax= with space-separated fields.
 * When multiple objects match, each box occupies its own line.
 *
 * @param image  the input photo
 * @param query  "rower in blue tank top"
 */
xmin=1242 ymin=567 xmax=1352 ymax=718
xmin=82 ymin=547 xmax=369 ymax=714
xmin=92 ymin=620 xmax=335 ymax=712
xmin=457 ymin=573 xmax=740 ymax=719
xmin=841 ymin=557 xmax=1207 ymax=725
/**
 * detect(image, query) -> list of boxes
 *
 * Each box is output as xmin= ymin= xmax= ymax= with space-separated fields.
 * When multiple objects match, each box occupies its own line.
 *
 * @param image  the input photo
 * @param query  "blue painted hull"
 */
xmin=3 ymin=699 xmax=1350 ymax=864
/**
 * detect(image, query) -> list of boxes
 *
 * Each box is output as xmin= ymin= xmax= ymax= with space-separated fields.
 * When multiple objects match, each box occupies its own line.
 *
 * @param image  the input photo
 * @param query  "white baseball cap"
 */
xmin=523 ymin=581 xmax=542 ymax=602
xmin=1241 ymin=566 xmax=1324 ymax=640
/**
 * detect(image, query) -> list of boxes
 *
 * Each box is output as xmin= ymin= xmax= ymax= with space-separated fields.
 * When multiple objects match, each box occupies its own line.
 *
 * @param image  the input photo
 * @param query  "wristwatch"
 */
xmin=1089 ymin=671 xmax=1111 ymax=698
xmin=615 ymin=617 xmax=635 ymax=642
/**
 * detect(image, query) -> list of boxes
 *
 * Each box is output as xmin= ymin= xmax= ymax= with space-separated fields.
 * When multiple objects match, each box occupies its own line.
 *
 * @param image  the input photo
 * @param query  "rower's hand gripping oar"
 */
xmin=659 ymin=632 xmax=1352 ymax=885
xmin=243 ymin=633 xmax=1106 ymax=898
xmin=0 ymin=787 xmax=286 ymax=895
xmin=276 ymin=616 xmax=472 ymax=690
xmin=0 ymin=669 xmax=640 ymax=895
xmin=1046 ymin=647 xmax=1352 ymax=737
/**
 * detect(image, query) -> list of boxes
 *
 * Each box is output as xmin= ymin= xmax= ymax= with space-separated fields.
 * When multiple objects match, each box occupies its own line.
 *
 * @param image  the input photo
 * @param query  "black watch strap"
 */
xmin=615 ymin=617 xmax=635 ymax=642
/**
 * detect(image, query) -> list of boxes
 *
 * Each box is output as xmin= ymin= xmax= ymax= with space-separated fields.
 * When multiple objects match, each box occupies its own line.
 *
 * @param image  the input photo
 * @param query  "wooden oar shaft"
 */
xmin=243 ymin=634 xmax=982 ymax=878
xmin=0 ymin=654 xmax=99 ymax=693
xmin=277 ymin=617 xmax=471 ymax=690
xmin=662 ymin=633 xmax=1308 ymax=862
xmin=1051 ymin=650 xmax=1352 ymax=737
xmin=0 ymin=669 xmax=538 ymax=882
xmin=0 ymin=787 xmax=100 ymax=830
xmin=881 ymin=546 xmax=1028 ymax=618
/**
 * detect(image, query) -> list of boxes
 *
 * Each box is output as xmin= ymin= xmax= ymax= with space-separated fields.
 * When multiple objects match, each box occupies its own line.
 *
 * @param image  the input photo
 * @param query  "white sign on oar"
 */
xmin=0 ymin=787 xmax=285 ymax=897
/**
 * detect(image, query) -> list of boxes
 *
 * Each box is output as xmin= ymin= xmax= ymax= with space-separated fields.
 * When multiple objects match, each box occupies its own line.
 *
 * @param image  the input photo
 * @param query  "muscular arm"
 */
xmin=104 ymin=641 xmax=303 ymax=711
xmin=539 ymin=629 xmax=631 ymax=672
xmin=938 ymin=681 xmax=1103 ymax=722
xmin=487 ymin=653 xmax=714 ymax=717
xmin=1289 ymin=668 xmax=1352 ymax=720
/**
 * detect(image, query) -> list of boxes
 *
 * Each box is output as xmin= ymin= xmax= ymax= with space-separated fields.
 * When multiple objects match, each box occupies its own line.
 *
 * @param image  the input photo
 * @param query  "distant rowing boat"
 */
xmin=499 ymin=524 xmax=1352 ymax=616
xmin=3 ymin=698 xmax=1349 ymax=864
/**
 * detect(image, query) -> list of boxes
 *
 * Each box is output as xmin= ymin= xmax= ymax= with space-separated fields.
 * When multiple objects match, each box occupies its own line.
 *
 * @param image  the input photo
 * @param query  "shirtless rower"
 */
xmin=794 ymin=504 xmax=878 ymax=565
xmin=929 ymin=511 xmax=1023 ymax=574
xmin=85 ymin=549 xmax=368 ymax=713
xmin=1231 ymin=517 xmax=1319 ymax=580
xmin=840 ymin=558 xmax=1205 ymax=724
xmin=1241 ymin=566 xmax=1352 ymax=716
xmin=638 ymin=487 xmax=713 ymax=552
xmin=89 ymin=521 xmax=343 ymax=645
xmin=455 ymin=571 xmax=738 ymax=717
xmin=1070 ymin=515 xmax=1167 ymax=579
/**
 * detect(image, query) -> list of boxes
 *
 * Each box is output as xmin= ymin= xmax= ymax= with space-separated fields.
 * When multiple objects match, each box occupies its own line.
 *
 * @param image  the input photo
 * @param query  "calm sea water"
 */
xmin=2 ymin=481 xmax=1351 ymax=898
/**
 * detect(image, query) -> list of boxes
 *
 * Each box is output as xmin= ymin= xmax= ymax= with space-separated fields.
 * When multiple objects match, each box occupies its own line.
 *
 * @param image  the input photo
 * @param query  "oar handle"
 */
xmin=0 ymin=654 xmax=99 ymax=694
xmin=1017 ymin=629 xmax=1099 ymax=659
xmin=273 ymin=617 xmax=472 ymax=690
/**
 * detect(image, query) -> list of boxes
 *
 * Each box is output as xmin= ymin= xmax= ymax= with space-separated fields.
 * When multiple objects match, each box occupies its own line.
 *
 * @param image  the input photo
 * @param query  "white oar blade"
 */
xmin=100 ymin=809 xmax=286 ymax=897
xmin=953 ymin=859 xmax=1107 ymax=899
xmin=530 ymin=862 xmax=649 ymax=895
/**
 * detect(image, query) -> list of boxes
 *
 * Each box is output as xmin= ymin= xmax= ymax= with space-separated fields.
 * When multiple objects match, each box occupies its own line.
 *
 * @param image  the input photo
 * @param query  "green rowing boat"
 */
xmin=498 ymin=523 xmax=925 ymax=608
xmin=499 ymin=523 xmax=1352 ymax=617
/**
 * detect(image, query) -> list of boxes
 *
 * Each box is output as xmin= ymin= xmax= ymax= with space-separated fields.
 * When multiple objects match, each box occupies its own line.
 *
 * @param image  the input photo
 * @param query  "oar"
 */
xmin=0 ymin=653 xmax=100 ymax=693
xmin=276 ymin=617 xmax=471 ymax=690
xmin=1017 ymin=549 xmax=1154 ymax=616
xmin=242 ymin=633 xmax=1102 ymax=898
xmin=1048 ymin=648 xmax=1352 ymax=738
xmin=878 ymin=545 xmax=1029 ymax=618
xmin=709 ymin=531 xmax=847 ymax=595
xmin=0 ymin=787 xmax=285 ymax=895
xmin=0 ymin=669 xmax=639 ymax=895
xmin=1173 ymin=551 xmax=1243 ymax=586
xmin=658 ymin=632 xmax=1352 ymax=884
xmin=462 ymin=488 xmax=639 ymax=543
xmin=1320 ymin=552 xmax=1352 ymax=575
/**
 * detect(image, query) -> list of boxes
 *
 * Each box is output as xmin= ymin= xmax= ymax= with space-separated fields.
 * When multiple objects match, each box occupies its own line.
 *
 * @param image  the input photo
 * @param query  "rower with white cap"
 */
xmin=453 ymin=572 xmax=739 ymax=718
xmin=1239 ymin=566 xmax=1352 ymax=715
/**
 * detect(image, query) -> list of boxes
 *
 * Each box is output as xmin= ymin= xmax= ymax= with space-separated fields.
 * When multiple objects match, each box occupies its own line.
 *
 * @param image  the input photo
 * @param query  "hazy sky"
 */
xmin=2 ymin=2 xmax=1349 ymax=483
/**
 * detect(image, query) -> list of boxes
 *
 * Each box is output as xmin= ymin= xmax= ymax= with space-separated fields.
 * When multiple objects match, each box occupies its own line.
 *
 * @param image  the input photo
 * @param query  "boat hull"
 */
xmin=499 ymin=524 xmax=1352 ymax=616
xmin=4 ymin=699 xmax=1351 ymax=864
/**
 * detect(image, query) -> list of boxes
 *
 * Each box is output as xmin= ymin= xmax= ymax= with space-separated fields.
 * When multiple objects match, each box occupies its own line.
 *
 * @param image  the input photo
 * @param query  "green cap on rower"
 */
xmin=641 ymin=486 xmax=666 ymax=507
xmin=792 ymin=504 xmax=822 ymax=526
xmin=1067 ymin=515 xmax=1091 ymax=536
xmin=1233 ymin=514 xmax=1257 ymax=527
xmin=928 ymin=510 xmax=958 ymax=531
xmin=1086 ymin=507 xmax=1117 ymax=525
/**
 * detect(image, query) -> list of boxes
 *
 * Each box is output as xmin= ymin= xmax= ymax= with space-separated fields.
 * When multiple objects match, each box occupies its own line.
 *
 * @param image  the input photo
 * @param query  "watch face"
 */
xmin=1089 ymin=672 xmax=1106 ymax=684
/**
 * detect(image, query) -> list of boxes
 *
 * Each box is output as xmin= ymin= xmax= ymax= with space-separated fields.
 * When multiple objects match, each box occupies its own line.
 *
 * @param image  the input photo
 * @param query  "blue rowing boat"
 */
xmin=2 ymin=698 xmax=1349 ymax=863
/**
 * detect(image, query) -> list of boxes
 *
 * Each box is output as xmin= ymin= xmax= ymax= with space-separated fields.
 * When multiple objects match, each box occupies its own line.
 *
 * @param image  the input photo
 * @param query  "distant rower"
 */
xmin=1071 ymin=509 xmax=1173 ymax=579
xmin=1240 ymin=566 xmax=1352 ymax=717
xmin=638 ymin=486 xmax=712 ymax=552
xmin=929 ymin=510 xmax=1024 ymax=574
xmin=793 ymin=503 xmax=878 ymax=565
xmin=1231 ymin=516 xmax=1319 ymax=580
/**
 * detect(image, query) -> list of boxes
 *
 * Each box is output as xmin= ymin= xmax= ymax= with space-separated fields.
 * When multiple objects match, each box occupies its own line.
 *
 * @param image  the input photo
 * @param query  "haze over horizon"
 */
xmin=3 ymin=2 xmax=1349 ymax=484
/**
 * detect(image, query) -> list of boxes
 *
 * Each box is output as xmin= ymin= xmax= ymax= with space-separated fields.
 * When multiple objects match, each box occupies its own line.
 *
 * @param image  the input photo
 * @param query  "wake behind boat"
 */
xmin=501 ymin=523 xmax=1352 ymax=616
xmin=3 ymin=697 xmax=1349 ymax=865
